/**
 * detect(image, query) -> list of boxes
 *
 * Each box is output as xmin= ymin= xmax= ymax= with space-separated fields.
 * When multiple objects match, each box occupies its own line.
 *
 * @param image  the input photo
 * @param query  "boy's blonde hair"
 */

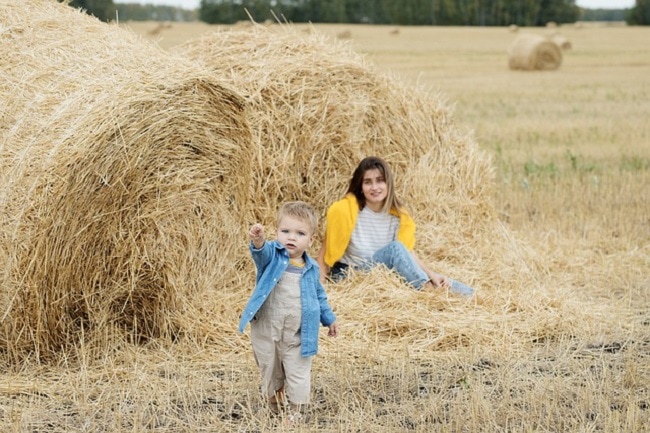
xmin=277 ymin=201 xmax=319 ymax=234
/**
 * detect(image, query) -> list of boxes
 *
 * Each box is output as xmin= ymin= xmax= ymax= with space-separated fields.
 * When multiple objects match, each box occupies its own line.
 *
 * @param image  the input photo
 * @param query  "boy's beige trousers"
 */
xmin=250 ymin=272 xmax=312 ymax=404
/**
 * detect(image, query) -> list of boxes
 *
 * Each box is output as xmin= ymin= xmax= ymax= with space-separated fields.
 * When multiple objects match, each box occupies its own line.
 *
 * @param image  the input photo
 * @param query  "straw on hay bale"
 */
xmin=324 ymin=266 xmax=602 ymax=360
xmin=0 ymin=0 xmax=252 ymax=359
xmin=508 ymin=33 xmax=562 ymax=71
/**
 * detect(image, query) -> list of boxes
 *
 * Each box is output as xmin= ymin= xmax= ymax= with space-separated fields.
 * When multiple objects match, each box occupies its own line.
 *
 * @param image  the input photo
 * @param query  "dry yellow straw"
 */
xmin=0 ymin=0 xmax=252 ymax=360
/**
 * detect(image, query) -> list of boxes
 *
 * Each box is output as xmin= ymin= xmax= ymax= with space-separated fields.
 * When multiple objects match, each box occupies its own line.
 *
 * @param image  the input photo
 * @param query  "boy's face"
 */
xmin=276 ymin=215 xmax=313 ymax=259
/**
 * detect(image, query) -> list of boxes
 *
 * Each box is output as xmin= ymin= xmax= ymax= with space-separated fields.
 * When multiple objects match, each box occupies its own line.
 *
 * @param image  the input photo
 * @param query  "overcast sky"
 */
xmin=118 ymin=0 xmax=635 ymax=11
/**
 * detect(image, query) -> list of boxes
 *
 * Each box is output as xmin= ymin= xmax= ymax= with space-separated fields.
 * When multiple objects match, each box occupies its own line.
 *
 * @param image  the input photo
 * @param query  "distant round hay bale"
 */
xmin=234 ymin=20 xmax=253 ymax=28
xmin=508 ymin=33 xmax=562 ymax=71
xmin=148 ymin=22 xmax=164 ymax=35
xmin=0 ymin=0 xmax=252 ymax=358
xmin=337 ymin=29 xmax=352 ymax=39
xmin=508 ymin=24 xmax=518 ymax=32
xmin=550 ymin=33 xmax=572 ymax=50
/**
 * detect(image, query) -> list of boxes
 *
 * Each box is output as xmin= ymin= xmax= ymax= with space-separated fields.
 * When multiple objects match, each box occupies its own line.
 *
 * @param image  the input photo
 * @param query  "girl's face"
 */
xmin=362 ymin=168 xmax=387 ymax=211
xmin=276 ymin=215 xmax=313 ymax=259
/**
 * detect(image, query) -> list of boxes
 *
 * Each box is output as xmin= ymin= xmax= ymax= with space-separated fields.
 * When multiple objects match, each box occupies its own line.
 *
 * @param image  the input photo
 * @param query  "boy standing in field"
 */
xmin=238 ymin=201 xmax=338 ymax=423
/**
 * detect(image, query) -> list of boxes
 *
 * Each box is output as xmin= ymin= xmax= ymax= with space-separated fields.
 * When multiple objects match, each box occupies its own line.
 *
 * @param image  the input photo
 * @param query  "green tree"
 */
xmin=64 ymin=0 xmax=117 ymax=22
xmin=627 ymin=0 xmax=650 ymax=24
xmin=200 ymin=0 xmax=274 ymax=24
xmin=536 ymin=0 xmax=579 ymax=25
xmin=200 ymin=0 xmax=234 ymax=24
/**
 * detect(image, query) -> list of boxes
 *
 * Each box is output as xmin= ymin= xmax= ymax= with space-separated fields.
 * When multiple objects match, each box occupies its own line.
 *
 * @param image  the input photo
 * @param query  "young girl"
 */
xmin=317 ymin=156 xmax=474 ymax=296
xmin=239 ymin=201 xmax=338 ymax=423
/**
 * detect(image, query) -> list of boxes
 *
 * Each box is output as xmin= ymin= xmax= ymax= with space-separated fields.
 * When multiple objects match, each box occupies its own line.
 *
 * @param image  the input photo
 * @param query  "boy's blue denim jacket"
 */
xmin=238 ymin=240 xmax=336 ymax=357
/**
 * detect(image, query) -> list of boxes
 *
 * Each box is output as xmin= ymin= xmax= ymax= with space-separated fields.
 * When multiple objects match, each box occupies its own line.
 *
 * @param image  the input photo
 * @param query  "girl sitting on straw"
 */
xmin=317 ymin=156 xmax=474 ymax=296
xmin=239 ymin=201 xmax=338 ymax=423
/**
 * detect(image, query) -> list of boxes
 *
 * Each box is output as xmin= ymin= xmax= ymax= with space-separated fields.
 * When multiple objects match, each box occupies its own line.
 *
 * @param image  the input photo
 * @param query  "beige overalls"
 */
xmin=250 ymin=270 xmax=312 ymax=404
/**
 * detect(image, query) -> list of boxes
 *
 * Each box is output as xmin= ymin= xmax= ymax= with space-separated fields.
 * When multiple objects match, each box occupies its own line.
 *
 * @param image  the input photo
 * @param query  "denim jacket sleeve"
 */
xmin=316 ymin=276 xmax=336 ymax=327
xmin=298 ymin=258 xmax=336 ymax=357
xmin=250 ymin=240 xmax=273 ymax=282
xmin=238 ymin=241 xmax=288 ymax=334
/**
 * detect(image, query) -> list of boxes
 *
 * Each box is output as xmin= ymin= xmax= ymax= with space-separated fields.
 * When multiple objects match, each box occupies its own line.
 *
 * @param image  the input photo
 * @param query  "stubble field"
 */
xmin=1 ymin=19 xmax=649 ymax=432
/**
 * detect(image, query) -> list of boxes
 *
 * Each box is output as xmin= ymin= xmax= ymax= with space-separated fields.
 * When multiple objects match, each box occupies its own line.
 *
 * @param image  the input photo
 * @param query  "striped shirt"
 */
xmin=341 ymin=206 xmax=399 ymax=267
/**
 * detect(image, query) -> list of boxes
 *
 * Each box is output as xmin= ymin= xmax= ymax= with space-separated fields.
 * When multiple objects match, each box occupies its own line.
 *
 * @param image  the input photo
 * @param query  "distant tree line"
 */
xmin=65 ymin=0 xmax=116 ymax=21
xmin=199 ymin=0 xmax=583 ymax=26
xmin=116 ymin=4 xmax=197 ymax=22
xmin=63 ymin=0 xmax=648 ymax=25
xmin=61 ymin=1 xmax=196 ymax=22
xmin=580 ymin=8 xmax=627 ymax=22
xmin=579 ymin=0 xmax=648 ymax=23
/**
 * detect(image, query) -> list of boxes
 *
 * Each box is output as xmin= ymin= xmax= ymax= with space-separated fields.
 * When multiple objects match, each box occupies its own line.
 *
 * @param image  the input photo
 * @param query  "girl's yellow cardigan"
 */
xmin=323 ymin=193 xmax=416 ymax=267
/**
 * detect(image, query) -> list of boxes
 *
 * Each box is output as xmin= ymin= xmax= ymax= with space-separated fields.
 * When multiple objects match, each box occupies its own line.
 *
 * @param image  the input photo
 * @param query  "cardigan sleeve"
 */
xmin=323 ymin=195 xmax=357 ymax=266
xmin=396 ymin=209 xmax=416 ymax=251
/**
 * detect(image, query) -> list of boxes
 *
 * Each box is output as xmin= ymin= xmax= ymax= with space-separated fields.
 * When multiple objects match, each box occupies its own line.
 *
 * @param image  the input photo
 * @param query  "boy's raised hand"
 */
xmin=249 ymin=223 xmax=265 ymax=248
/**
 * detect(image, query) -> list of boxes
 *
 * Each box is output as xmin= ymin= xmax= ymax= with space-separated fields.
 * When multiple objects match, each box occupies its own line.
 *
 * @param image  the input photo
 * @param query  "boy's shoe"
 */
xmin=268 ymin=399 xmax=285 ymax=416
xmin=286 ymin=403 xmax=310 ymax=424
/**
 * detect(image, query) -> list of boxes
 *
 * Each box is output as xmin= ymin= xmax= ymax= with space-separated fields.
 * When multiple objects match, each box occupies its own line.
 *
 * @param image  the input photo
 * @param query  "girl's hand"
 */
xmin=430 ymin=273 xmax=450 ymax=289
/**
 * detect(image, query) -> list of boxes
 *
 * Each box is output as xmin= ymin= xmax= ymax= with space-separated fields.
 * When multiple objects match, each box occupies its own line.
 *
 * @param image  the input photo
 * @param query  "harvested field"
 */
xmin=0 ymin=11 xmax=648 ymax=433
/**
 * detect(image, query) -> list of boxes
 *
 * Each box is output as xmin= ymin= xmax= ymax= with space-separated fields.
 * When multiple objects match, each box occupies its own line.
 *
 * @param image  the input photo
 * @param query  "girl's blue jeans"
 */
xmin=330 ymin=241 xmax=474 ymax=296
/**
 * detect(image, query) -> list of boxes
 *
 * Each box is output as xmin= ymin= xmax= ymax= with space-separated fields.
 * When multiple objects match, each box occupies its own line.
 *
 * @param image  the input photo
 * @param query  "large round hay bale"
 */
xmin=177 ymin=26 xmax=493 ymax=226
xmin=177 ymin=26 xmax=552 ymax=356
xmin=176 ymin=26 xmax=522 ymax=294
xmin=508 ymin=33 xmax=562 ymax=71
xmin=0 ymin=0 xmax=252 ymax=359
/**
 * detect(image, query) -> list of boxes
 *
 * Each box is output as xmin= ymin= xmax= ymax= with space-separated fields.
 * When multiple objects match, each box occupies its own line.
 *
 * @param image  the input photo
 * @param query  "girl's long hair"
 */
xmin=346 ymin=156 xmax=402 ymax=213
